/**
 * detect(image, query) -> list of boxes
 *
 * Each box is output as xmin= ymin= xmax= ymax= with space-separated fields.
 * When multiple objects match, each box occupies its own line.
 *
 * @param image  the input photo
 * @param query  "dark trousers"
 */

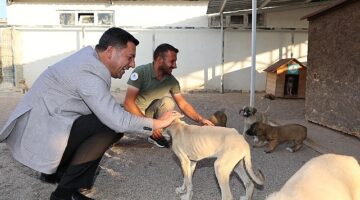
xmin=56 ymin=114 xmax=123 ymax=189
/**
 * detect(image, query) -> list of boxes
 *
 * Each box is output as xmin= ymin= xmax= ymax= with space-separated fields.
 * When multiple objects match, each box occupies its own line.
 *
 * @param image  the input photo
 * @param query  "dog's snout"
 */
xmin=245 ymin=123 xmax=258 ymax=136
xmin=245 ymin=128 xmax=255 ymax=136
xmin=243 ymin=112 xmax=251 ymax=117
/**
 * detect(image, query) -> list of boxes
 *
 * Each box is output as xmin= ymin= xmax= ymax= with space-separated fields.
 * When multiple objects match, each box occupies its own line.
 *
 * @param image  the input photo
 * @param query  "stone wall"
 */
xmin=305 ymin=1 xmax=360 ymax=137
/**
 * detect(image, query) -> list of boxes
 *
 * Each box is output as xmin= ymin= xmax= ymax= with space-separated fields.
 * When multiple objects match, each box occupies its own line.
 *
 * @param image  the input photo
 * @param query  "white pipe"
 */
xmin=11 ymin=26 xmax=16 ymax=86
xmin=219 ymin=0 xmax=228 ymax=94
xmin=250 ymin=0 xmax=257 ymax=107
xmin=220 ymin=12 xmax=224 ymax=94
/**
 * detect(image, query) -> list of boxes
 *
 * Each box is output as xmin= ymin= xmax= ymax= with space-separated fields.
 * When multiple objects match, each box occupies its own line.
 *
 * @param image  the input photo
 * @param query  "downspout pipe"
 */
xmin=219 ymin=0 xmax=227 ymax=94
xmin=250 ymin=0 xmax=257 ymax=107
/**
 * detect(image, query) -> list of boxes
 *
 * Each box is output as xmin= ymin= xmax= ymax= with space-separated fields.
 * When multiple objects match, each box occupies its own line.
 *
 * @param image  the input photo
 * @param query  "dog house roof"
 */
xmin=300 ymin=0 xmax=351 ymax=21
xmin=263 ymin=58 xmax=306 ymax=73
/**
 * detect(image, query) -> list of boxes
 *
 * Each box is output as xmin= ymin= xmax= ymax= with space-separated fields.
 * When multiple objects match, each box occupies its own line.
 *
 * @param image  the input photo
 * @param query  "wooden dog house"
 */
xmin=302 ymin=0 xmax=360 ymax=137
xmin=264 ymin=58 xmax=306 ymax=98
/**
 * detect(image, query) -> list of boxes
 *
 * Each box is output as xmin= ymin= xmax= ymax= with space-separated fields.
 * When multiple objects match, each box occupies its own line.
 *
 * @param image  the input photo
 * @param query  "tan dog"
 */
xmin=165 ymin=119 xmax=264 ymax=200
xmin=209 ymin=110 xmax=227 ymax=127
xmin=245 ymin=122 xmax=307 ymax=153
xmin=266 ymin=154 xmax=360 ymax=200
xmin=18 ymin=79 xmax=29 ymax=94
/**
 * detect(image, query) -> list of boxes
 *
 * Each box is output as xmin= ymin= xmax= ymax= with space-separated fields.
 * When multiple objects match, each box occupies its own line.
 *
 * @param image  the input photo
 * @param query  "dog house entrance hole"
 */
xmin=284 ymin=74 xmax=299 ymax=96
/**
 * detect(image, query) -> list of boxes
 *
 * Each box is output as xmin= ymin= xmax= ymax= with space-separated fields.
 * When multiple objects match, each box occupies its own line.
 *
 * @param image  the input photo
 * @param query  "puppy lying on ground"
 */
xmin=266 ymin=154 xmax=360 ymax=200
xmin=246 ymin=122 xmax=307 ymax=153
xmin=262 ymin=93 xmax=276 ymax=100
xmin=209 ymin=110 xmax=227 ymax=127
xmin=165 ymin=118 xmax=264 ymax=200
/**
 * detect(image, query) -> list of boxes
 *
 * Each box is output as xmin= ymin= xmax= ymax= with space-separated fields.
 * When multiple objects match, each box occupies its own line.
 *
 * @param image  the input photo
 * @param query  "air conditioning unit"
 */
xmin=246 ymin=13 xmax=266 ymax=27
xmin=209 ymin=13 xmax=265 ymax=28
xmin=208 ymin=15 xmax=226 ymax=27
xmin=226 ymin=14 xmax=247 ymax=27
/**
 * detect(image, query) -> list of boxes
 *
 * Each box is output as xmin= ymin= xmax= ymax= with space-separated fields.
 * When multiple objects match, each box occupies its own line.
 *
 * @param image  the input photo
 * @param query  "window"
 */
xmin=229 ymin=15 xmax=245 ymax=25
xmin=98 ymin=13 xmax=113 ymax=25
xmin=78 ymin=13 xmax=94 ymax=24
xmin=59 ymin=10 xmax=114 ymax=26
xmin=60 ymin=13 xmax=75 ymax=25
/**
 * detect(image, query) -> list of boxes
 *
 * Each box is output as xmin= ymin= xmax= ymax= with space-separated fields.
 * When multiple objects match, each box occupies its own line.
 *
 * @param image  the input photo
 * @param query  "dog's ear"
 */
xmin=173 ymin=115 xmax=185 ymax=122
xmin=239 ymin=108 xmax=244 ymax=114
xmin=252 ymin=108 xmax=257 ymax=114
xmin=250 ymin=122 xmax=257 ymax=128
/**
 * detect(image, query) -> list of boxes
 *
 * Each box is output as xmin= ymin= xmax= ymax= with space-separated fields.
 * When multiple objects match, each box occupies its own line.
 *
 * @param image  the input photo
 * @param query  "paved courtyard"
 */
xmin=0 ymin=90 xmax=359 ymax=200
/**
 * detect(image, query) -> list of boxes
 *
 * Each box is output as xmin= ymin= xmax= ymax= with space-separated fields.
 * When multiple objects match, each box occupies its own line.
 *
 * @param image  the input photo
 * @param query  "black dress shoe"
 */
xmin=49 ymin=191 xmax=94 ymax=200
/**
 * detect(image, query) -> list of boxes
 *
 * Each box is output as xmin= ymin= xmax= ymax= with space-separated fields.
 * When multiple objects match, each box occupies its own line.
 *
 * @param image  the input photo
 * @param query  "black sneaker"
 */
xmin=147 ymin=135 xmax=170 ymax=148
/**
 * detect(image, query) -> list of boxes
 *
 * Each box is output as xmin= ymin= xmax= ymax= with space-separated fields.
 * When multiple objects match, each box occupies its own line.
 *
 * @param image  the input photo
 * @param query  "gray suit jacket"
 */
xmin=0 ymin=46 xmax=153 ymax=174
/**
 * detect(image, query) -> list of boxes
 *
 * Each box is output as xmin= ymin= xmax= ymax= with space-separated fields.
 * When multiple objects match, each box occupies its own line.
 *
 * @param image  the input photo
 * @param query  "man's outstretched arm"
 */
xmin=172 ymin=93 xmax=214 ymax=126
xmin=123 ymin=85 xmax=145 ymax=117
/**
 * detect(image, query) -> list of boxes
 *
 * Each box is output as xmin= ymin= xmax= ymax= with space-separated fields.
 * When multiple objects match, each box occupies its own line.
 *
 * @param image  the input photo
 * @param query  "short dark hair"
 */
xmin=153 ymin=43 xmax=179 ymax=61
xmin=96 ymin=27 xmax=139 ymax=51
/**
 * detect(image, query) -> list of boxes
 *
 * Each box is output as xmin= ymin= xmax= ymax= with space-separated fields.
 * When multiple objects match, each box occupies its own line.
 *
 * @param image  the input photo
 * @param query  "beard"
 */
xmin=160 ymin=65 xmax=173 ymax=75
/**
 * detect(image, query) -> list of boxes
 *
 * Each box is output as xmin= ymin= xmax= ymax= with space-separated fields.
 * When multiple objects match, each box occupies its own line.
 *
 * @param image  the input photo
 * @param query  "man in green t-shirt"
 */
xmin=124 ymin=43 xmax=214 ymax=147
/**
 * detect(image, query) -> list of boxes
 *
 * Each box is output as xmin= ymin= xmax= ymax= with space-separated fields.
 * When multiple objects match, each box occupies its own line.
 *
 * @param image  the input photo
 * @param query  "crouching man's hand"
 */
xmin=152 ymin=129 xmax=163 ymax=139
xmin=152 ymin=110 xmax=182 ymax=130
xmin=199 ymin=118 xmax=215 ymax=126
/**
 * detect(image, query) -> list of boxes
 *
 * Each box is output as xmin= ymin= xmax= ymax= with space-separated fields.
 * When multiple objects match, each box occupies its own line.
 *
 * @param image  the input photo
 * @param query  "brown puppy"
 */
xmin=209 ymin=110 xmax=227 ymax=127
xmin=246 ymin=122 xmax=307 ymax=153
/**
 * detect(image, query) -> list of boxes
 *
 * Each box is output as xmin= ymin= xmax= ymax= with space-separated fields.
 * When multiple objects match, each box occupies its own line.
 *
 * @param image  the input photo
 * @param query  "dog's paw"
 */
xmin=180 ymin=192 xmax=193 ymax=200
xmin=253 ymin=140 xmax=268 ymax=148
xmin=264 ymin=150 xmax=272 ymax=154
xmin=176 ymin=186 xmax=186 ymax=194
xmin=286 ymin=147 xmax=294 ymax=153
xmin=180 ymin=195 xmax=190 ymax=200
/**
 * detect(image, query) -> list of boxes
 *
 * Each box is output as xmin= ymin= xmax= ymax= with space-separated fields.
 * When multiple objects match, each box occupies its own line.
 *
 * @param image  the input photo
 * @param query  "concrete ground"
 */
xmin=0 ymin=90 xmax=359 ymax=200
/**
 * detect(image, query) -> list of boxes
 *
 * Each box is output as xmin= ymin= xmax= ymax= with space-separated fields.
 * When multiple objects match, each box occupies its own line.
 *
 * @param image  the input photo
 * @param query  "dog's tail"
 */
xmin=242 ymin=153 xmax=265 ymax=190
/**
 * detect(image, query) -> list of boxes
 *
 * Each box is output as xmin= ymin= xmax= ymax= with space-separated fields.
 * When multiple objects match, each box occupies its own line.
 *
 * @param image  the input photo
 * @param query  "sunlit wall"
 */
xmin=4 ymin=1 xmax=320 ymax=91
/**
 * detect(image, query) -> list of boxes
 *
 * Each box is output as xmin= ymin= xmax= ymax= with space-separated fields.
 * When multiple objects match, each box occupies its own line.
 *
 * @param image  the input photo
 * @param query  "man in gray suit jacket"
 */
xmin=0 ymin=27 xmax=179 ymax=200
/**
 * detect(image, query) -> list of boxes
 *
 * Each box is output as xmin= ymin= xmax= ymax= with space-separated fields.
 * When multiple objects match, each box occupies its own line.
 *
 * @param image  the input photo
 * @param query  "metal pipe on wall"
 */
xmin=219 ymin=0 xmax=227 ymax=94
xmin=220 ymin=12 xmax=224 ymax=94
xmin=250 ymin=0 xmax=257 ymax=107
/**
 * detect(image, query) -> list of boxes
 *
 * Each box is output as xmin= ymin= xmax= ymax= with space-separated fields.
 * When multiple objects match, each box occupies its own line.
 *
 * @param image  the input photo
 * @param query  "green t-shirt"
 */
xmin=127 ymin=63 xmax=181 ymax=112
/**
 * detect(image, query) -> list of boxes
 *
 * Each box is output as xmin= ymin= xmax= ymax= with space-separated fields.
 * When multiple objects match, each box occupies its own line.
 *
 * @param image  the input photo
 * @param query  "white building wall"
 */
xmin=6 ymin=2 xmax=209 ymax=27
xmin=3 ymin=1 xmax=320 ymax=92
